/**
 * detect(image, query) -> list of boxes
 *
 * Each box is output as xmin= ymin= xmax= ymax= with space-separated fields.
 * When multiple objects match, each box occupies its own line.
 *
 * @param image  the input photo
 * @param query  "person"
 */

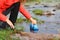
xmin=0 ymin=0 xmax=37 ymax=29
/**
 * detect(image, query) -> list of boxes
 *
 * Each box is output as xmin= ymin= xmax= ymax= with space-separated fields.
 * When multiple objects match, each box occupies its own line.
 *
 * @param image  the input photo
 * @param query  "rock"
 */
xmin=35 ymin=3 xmax=39 ymax=5
xmin=53 ymin=9 xmax=56 ymax=11
xmin=32 ymin=7 xmax=36 ymax=8
xmin=55 ymin=3 xmax=60 ymax=9
xmin=44 ymin=11 xmax=55 ymax=16
xmin=44 ymin=5 xmax=49 ymax=7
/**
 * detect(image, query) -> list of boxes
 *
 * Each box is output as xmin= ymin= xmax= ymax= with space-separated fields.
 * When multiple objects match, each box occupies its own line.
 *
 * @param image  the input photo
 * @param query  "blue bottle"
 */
xmin=30 ymin=23 xmax=39 ymax=33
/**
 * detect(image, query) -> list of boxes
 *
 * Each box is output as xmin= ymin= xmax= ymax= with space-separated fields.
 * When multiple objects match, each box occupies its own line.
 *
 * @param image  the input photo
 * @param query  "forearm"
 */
xmin=19 ymin=4 xmax=31 ymax=19
xmin=19 ymin=4 xmax=37 ymax=24
xmin=0 ymin=12 xmax=14 ymax=29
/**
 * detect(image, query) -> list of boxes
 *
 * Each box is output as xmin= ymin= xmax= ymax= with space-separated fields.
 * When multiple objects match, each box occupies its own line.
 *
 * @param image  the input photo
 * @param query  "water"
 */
xmin=17 ymin=3 xmax=60 ymax=34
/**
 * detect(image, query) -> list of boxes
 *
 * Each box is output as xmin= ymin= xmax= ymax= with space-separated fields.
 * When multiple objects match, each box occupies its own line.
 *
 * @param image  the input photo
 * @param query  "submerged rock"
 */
xmin=44 ymin=5 xmax=49 ymax=7
xmin=44 ymin=11 xmax=55 ymax=17
xmin=53 ymin=9 xmax=56 ymax=12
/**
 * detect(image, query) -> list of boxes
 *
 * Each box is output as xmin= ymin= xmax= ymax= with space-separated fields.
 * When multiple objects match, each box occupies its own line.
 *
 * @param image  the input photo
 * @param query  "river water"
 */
xmin=17 ymin=3 xmax=60 ymax=34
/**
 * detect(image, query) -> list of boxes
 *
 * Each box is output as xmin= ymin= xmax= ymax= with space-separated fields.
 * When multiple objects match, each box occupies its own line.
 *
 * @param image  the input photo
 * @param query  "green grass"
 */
xmin=26 ymin=0 xmax=41 ymax=3
xmin=16 ymin=17 xmax=30 ymax=23
xmin=0 ymin=27 xmax=60 ymax=40
xmin=33 ymin=17 xmax=38 ymax=21
xmin=32 ymin=9 xmax=44 ymax=16
xmin=15 ymin=25 xmax=24 ymax=31
xmin=0 ymin=28 xmax=13 ymax=40
xmin=0 ymin=25 xmax=24 ymax=40
xmin=16 ymin=17 xmax=24 ymax=23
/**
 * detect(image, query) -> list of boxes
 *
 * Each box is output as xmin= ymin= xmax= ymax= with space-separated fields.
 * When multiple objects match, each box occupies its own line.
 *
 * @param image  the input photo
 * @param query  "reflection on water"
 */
xmin=18 ymin=4 xmax=60 ymax=34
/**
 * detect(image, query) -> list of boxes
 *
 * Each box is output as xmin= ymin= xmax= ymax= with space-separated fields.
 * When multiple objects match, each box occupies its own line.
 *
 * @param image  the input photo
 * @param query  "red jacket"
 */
xmin=0 ymin=0 xmax=31 ymax=22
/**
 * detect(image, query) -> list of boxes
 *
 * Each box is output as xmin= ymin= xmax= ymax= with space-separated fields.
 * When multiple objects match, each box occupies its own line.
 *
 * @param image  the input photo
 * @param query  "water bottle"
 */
xmin=30 ymin=23 xmax=39 ymax=33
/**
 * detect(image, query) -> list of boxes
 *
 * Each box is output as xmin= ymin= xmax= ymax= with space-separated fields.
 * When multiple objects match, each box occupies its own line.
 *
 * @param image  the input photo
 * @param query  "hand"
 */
xmin=6 ymin=18 xmax=15 ymax=29
xmin=30 ymin=18 xmax=37 ymax=24
xmin=10 ymin=25 xmax=15 ymax=29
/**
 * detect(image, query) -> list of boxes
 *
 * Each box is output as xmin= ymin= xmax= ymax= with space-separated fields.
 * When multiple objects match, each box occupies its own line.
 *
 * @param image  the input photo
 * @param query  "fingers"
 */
xmin=9 ymin=24 xmax=15 ymax=29
xmin=32 ymin=19 xmax=37 ymax=24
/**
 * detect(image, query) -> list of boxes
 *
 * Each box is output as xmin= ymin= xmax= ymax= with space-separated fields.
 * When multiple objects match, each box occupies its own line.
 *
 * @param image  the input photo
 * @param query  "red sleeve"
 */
xmin=19 ymin=4 xmax=31 ymax=19
xmin=0 ymin=12 xmax=7 ymax=22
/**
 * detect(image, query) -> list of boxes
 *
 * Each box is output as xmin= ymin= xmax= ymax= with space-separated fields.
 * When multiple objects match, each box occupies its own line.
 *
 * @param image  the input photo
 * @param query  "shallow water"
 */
xmin=17 ymin=3 xmax=60 ymax=34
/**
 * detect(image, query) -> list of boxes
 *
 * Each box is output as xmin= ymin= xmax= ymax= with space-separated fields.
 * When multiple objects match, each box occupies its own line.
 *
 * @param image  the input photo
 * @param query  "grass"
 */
xmin=0 ymin=26 xmax=60 ymax=40
xmin=0 ymin=28 xmax=13 ymax=40
xmin=33 ymin=17 xmax=38 ymax=21
xmin=26 ymin=0 xmax=41 ymax=3
xmin=32 ymin=9 xmax=44 ymax=16
xmin=16 ymin=17 xmax=24 ymax=23
xmin=15 ymin=25 xmax=24 ymax=31
xmin=16 ymin=17 xmax=30 ymax=23
xmin=16 ymin=16 xmax=45 ymax=24
xmin=0 ymin=25 xmax=24 ymax=40
xmin=24 ymin=0 xmax=41 ymax=6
